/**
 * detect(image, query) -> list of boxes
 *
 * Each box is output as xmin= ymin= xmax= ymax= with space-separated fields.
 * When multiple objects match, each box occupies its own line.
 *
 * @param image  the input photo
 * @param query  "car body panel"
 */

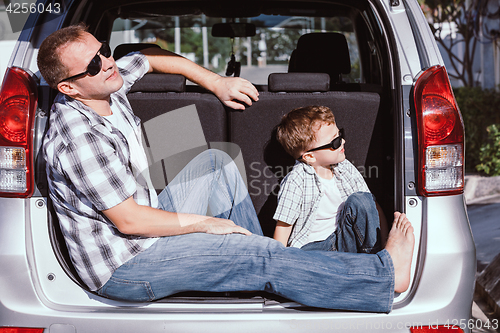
xmin=0 ymin=0 xmax=475 ymax=331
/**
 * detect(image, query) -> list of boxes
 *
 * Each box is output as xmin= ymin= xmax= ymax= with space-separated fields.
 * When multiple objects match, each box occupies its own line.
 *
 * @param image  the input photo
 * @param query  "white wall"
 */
xmin=0 ymin=40 xmax=17 ymax=86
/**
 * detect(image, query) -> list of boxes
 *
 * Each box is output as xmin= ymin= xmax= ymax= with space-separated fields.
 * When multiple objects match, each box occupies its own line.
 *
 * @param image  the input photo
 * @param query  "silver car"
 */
xmin=0 ymin=0 xmax=475 ymax=331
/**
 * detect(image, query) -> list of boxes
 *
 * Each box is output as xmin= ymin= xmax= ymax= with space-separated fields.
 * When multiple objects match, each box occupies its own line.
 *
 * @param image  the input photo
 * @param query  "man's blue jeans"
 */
xmin=97 ymin=150 xmax=395 ymax=313
xmin=301 ymin=192 xmax=382 ymax=253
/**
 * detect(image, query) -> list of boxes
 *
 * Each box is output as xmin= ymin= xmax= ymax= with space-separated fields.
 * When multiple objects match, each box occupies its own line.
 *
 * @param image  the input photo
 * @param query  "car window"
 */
xmin=110 ymin=14 xmax=361 ymax=85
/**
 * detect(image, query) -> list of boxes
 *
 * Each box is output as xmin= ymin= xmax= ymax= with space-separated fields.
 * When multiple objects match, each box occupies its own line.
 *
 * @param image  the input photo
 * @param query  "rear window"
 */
xmin=110 ymin=14 xmax=361 ymax=85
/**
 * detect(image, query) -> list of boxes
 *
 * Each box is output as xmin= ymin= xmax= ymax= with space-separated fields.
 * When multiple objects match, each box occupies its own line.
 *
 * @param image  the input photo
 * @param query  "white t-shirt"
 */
xmin=306 ymin=176 xmax=344 ymax=243
xmin=105 ymin=107 xmax=158 ymax=208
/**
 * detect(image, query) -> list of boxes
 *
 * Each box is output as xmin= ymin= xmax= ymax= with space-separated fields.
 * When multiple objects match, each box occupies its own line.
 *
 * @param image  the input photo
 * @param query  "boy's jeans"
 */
xmin=301 ymin=192 xmax=381 ymax=253
xmin=97 ymin=149 xmax=395 ymax=312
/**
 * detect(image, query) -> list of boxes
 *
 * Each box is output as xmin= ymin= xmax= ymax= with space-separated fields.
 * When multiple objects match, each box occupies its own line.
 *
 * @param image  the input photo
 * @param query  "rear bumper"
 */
xmin=0 ymin=195 xmax=475 ymax=332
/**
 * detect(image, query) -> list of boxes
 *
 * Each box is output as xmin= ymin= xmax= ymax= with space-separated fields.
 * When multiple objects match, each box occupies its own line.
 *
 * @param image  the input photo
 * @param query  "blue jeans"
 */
xmin=97 ymin=150 xmax=395 ymax=312
xmin=301 ymin=192 xmax=381 ymax=254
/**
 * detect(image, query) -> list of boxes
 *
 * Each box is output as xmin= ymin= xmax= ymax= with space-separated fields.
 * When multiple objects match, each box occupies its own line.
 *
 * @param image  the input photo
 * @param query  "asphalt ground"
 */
xmin=468 ymin=202 xmax=500 ymax=333
xmin=469 ymin=203 xmax=500 ymax=271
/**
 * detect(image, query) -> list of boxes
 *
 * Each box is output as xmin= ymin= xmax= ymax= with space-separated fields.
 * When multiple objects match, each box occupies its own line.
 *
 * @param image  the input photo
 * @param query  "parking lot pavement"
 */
xmin=468 ymin=203 xmax=500 ymax=271
xmin=473 ymin=293 xmax=500 ymax=333
xmin=468 ymin=200 xmax=500 ymax=333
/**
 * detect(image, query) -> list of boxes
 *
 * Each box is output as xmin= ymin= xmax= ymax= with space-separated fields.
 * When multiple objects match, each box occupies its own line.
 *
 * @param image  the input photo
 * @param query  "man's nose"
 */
xmin=100 ymin=54 xmax=114 ymax=71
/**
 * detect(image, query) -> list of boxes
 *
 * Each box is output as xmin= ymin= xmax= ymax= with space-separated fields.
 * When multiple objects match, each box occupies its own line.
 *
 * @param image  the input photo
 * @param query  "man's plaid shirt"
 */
xmin=273 ymin=160 xmax=370 ymax=248
xmin=43 ymin=52 xmax=158 ymax=291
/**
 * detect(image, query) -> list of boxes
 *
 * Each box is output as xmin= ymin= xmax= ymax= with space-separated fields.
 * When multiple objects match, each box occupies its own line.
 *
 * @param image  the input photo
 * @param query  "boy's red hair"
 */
xmin=276 ymin=105 xmax=336 ymax=160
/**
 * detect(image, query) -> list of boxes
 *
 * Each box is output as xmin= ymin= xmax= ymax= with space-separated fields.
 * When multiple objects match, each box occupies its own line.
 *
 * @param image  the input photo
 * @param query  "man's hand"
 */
xmin=195 ymin=217 xmax=252 ymax=236
xmin=211 ymin=76 xmax=259 ymax=110
xmin=103 ymin=197 xmax=252 ymax=237
xmin=142 ymin=47 xmax=259 ymax=111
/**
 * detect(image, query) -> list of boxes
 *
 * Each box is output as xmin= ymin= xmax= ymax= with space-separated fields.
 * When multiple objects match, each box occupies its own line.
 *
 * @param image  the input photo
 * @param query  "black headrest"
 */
xmin=113 ymin=43 xmax=161 ymax=60
xmin=268 ymin=73 xmax=330 ymax=92
xmin=288 ymin=33 xmax=351 ymax=83
xmin=128 ymin=73 xmax=186 ymax=93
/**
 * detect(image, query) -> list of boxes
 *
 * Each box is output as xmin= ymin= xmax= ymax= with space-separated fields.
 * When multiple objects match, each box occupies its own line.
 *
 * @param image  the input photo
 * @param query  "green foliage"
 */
xmin=250 ymin=28 xmax=302 ymax=66
xmin=476 ymin=124 xmax=500 ymax=176
xmin=453 ymin=87 xmax=500 ymax=173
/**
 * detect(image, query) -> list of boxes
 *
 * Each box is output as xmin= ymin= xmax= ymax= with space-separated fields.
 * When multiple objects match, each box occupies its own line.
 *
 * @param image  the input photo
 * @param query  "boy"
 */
xmin=274 ymin=105 xmax=388 ymax=253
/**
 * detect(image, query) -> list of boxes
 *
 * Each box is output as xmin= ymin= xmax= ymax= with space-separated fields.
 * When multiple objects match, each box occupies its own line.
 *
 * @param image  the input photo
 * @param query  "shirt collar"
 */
xmin=298 ymin=161 xmax=316 ymax=175
xmin=295 ymin=160 xmax=344 ymax=175
xmin=54 ymin=89 xmax=141 ymax=130
xmin=55 ymin=93 xmax=108 ymax=128
xmin=334 ymin=160 xmax=347 ymax=174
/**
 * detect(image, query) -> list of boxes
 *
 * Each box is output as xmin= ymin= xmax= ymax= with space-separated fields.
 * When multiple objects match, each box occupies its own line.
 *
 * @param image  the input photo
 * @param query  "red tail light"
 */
xmin=0 ymin=328 xmax=44 ymax=333
xmin=410 ymin=325 xmax=463 ymax=333
xmin=0 ymin=67 xmax=38 ymax=197
xmin=414 ymin=65 xmax=464 ymax=196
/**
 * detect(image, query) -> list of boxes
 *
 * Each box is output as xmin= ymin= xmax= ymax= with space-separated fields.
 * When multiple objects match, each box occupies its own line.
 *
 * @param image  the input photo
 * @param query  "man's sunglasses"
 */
xmin=306 ymin=128 xmax=345 ymax=153
xmin=58 ymin=42 xmax=112 ymax=84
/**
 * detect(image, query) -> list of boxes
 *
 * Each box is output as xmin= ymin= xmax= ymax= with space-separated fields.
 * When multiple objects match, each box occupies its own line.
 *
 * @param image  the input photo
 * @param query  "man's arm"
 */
xmin=140 ymin=47 xmax=259 ymax=110
xmin=273 ymin=220 xmax=293 ymax=246
xmin=103 ymin=197 xmax=252 ymax=237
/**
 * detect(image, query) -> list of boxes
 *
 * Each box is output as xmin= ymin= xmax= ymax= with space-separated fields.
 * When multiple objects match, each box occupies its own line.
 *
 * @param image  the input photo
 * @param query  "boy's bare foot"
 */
xmin=385 ymin=212 xmax=415 ymax=293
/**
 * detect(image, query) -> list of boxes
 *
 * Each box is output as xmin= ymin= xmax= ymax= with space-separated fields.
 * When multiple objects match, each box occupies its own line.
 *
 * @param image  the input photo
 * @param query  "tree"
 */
xmin=421 ymin=0 xmax=500 ymax=87
xmin=421 ymin=0 xmax=478 ymax=87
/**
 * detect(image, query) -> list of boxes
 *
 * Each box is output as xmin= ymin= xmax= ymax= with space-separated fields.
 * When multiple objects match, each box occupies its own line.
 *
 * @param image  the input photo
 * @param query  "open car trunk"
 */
xmin=40 ymin=0 xmax=411 ymax=310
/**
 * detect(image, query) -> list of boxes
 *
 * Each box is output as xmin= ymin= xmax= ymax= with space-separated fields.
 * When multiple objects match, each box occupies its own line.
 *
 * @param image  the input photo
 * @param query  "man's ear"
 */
xmin=57 ymin=81 xmax=80 ymax=97
xmin=301 ymin=152 xmax=316 ymax=164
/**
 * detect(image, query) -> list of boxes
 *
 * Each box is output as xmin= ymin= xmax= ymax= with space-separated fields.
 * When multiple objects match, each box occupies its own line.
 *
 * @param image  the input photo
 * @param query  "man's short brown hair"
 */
xmin=276 ymin=105 xmax=336 ymax=160
xmin=37 ymin=23 xmax=89 ymax=89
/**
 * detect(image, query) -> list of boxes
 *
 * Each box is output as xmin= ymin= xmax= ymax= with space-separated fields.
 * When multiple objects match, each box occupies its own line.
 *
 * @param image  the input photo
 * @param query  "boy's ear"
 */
xmin=301 ymin=152 xmax=316 ymax=164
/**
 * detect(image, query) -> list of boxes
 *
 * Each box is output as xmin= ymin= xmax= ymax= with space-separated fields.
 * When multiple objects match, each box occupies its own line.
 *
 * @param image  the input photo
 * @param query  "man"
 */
xmin=39 ymin=24 xmax=414 ymax=313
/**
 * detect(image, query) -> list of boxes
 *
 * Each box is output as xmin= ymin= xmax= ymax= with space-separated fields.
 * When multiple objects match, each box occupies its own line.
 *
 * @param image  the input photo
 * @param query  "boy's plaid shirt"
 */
xmin=273 ymin=160 xmax=370 ymax=248
xmin=43 ymin=52 xmax=158 ymax=291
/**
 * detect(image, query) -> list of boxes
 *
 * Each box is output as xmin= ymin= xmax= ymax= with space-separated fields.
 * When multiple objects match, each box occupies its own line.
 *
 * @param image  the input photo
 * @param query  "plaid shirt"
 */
xmin=44 ymin=52 xmax=158 ymax=291
xmin=273 ymin=160 xmax=370 ymax=248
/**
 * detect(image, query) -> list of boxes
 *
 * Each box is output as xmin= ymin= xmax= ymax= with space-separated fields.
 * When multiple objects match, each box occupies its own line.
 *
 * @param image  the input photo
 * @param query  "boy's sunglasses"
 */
xmin=306 ymin=128 xmax=345 ymax=153
xmin=59 ymin=42 xmax=112 ymax=83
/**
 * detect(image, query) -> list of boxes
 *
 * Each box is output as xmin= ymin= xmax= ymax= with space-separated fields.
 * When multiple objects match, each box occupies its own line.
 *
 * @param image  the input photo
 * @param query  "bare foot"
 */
xmin=385 ymin=212 xmax=415 ymax=293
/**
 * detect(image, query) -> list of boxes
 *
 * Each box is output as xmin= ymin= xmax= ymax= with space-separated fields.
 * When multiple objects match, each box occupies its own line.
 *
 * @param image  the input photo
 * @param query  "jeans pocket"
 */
xmin=98 ymin=276 xmax=156 ymax=302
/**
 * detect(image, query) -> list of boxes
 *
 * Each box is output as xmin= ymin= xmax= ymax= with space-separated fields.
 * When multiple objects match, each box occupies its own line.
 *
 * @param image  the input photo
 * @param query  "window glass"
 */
xmin=111 ymin=14 xmax=360 ymax=85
